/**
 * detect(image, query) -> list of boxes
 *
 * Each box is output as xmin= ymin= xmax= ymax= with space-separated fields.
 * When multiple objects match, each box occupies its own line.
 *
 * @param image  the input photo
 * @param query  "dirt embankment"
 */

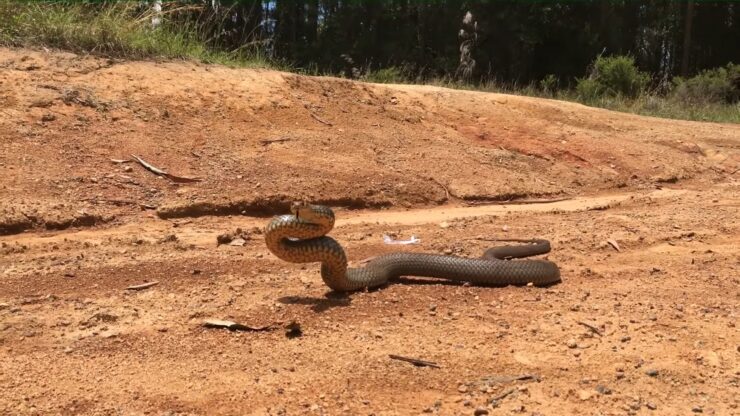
xmin=1 ymin=47 xmax=738 ymax=235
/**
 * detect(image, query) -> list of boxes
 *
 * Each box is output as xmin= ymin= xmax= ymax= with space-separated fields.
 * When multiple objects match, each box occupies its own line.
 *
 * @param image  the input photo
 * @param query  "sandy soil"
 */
xmin=0 ymin=47 xmax=738 ymax=415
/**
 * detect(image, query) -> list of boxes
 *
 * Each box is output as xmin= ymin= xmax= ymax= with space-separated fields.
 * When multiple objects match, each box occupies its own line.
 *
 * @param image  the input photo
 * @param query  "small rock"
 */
xmin=123 ymin=166 xmax=133 ymax=172
xmin=457 ymin=384 xmax=468 ymax=393
xmin=595 ymin=385 xmax=612 ymax=395
xmin=646 ymin=402 xmax=657 ymax=410
xmin=577 ymin=390 xmax=593 ymax=401
xmin=474 ymin=407 xmax=489 ymax=416
xmin=621 ymin=336 xmax=631 ymax=342
xmin=645 ymin=369 xmax=659 ymax=377
xmin=691 ymin=406 xmax=703 ymax=413
xmin=285 ymin=321 xmax=302 ymax=338
xmin=501 ymin=225 xmax=509 ymax=232
xmin=439 ymin=221 xmax=450 ymax=229
xmin=566 ymin=339 xmax=578 ymax=349
xmin=41 ymin=113 xmax=56 ymax=122
xmin=216 ymin=233 xmax=234 ymax=245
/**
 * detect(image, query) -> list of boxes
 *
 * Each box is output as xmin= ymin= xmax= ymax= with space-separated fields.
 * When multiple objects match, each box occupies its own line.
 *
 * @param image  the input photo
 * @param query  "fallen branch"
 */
xmin=260 ymin=137 xmax=293 ymax=145
xmin=310 ymin=112 xmax=333 ymax=126
xmin=576 ymin=320 xmax=603 ymax=336
xmin=126 ymin=281 xmax=159 ymax=291
xmin=388 ymin=354 xmax=441 ymax=368
xmin=464 ymin=197 xmax=572 ymax=206
xmin=131 ymin=154 xmax=202 ymax=183
xmin=203 ymin=319 xmax=273 ymax=332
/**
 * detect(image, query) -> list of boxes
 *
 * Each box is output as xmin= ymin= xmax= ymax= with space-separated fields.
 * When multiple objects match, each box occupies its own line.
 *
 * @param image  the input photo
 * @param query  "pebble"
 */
xmin=645 ymin=369 xmax=659 ymax=377
xmin=691 ymin=406 xmax=703 ymax=413
xmin=566 ymin=339 xmax=578 ymax=349
xmin=474 ymin=408 xmax=489 ymax=416
xmin=595 ymin=385 xmax=612 ymax=395
xmin=646 ymin=402 xmax=657 ymax=410
xmin=439 ymin=221 xmax=450 ymax=229
xmin=458 ymin=384 xmax=468 ymax=393
xmin=578 ymin=390 xmax=593 ymax=401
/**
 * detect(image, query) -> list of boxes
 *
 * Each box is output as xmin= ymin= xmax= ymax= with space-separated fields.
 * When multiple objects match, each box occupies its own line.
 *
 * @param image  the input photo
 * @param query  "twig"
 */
xmin=576 ymin=320 xmax=603 ymax=336
xmin=126 ymin=281 xmax=159 ymax=291
xmin=464 ymin=197 xmax=572 ymax=206
xmin=480 ymin=374 xmax=540 ymax=384
xmin=470 ymin=238 xmax=543 ymax=243
xmin=82 ymin=198 xmax=137 ymax=206
xmin=388 ymin=354 xmax=441 ymax=368
xmin=490 ymin=388 xmax=516 ymax=402
xmin=429 ymin=177 xmax=451 ymax=201
xmin=606 ymin=239 xmax=621 ymax=252
xmin=131 ymin=154 xmax=201 ymax=183
xmin=260 ymin=137 xmax=293 ymax=145
xmin=310 ymin=112 xmax=333 ymax=126
xmin=203 ymin=319 xmax=273 ymax=332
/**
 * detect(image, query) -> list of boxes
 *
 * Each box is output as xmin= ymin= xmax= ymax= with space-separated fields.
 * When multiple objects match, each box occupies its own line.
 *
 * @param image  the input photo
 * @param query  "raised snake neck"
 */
xmin=265 ymin=203 xmax=561 ymax=292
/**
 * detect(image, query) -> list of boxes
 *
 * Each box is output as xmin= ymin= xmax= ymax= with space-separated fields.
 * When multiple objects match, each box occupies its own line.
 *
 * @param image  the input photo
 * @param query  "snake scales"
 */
xmin=265 ymin=202 xmax=561 ymax=292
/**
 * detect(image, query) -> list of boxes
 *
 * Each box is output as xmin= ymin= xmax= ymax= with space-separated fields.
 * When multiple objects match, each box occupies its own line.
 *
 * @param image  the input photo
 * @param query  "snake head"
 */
xmin=291 ymin=201 xmax=333 ymax=225
xmin=290 ymin=201 xmax=312 ymax=219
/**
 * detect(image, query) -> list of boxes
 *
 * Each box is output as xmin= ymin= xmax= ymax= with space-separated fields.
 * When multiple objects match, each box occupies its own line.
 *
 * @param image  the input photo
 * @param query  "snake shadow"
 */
xmin=277 ymin=292 xmax=352 ymax=313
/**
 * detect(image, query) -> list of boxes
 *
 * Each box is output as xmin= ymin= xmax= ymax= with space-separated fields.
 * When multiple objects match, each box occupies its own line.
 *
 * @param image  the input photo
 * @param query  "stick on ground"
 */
xmin=388 ymin=354 xmax=441 ymax=368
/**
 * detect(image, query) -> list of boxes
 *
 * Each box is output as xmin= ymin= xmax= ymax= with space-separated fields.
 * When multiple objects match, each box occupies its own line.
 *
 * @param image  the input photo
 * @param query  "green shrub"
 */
xmin=672 ymin=63 xmax=740 ymax=104
xmin=539 ymin=74 xmax=558 ymax=95
xmin=575 ymin=77 xmax=601 ymax=100
xmin=576 ymin=55 xmax=650 ymax=99
xmin=363 ymin=67 xmax=407 ymax=84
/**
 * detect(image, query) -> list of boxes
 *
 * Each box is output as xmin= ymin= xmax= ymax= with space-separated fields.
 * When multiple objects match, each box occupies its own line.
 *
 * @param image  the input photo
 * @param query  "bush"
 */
xmin=363 ymin=67 xmax=406 ymax=84
xmin=576 ymin=55 xmax=650 ymax=99
xmin=539 ymin=74 xmax=558 ymax=95
xmin=672 ymin=63 xmax=740 ymax=104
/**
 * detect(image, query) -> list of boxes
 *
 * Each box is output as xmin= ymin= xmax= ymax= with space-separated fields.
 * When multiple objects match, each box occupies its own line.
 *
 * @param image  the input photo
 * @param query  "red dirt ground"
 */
xmin=0 ymin=47 xmax=738 ymax=415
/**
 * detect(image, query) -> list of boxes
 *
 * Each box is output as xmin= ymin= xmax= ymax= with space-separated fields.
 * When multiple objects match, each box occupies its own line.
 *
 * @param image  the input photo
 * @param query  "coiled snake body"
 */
xmin=265 ymin=203 xmax=561 ymax=292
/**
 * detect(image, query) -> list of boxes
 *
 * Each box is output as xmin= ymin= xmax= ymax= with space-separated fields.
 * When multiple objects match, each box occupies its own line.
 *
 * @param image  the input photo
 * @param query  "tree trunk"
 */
xmin=681 ymin=0 xmax=695 ymax=76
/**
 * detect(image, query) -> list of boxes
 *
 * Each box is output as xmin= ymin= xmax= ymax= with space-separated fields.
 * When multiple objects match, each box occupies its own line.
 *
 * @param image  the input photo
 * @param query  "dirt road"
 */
xmin=0 ymin=47 xmax=738 ymax=415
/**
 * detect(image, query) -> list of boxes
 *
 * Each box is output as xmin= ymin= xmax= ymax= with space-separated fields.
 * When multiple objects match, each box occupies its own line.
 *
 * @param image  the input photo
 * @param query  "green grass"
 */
xmin=365 ymin=70 xmax=740 ymax=124
xmin=574 ymin=93 xmax=740 ymax=123
xmin=0 ymin=0 xmax=276 ymax=68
